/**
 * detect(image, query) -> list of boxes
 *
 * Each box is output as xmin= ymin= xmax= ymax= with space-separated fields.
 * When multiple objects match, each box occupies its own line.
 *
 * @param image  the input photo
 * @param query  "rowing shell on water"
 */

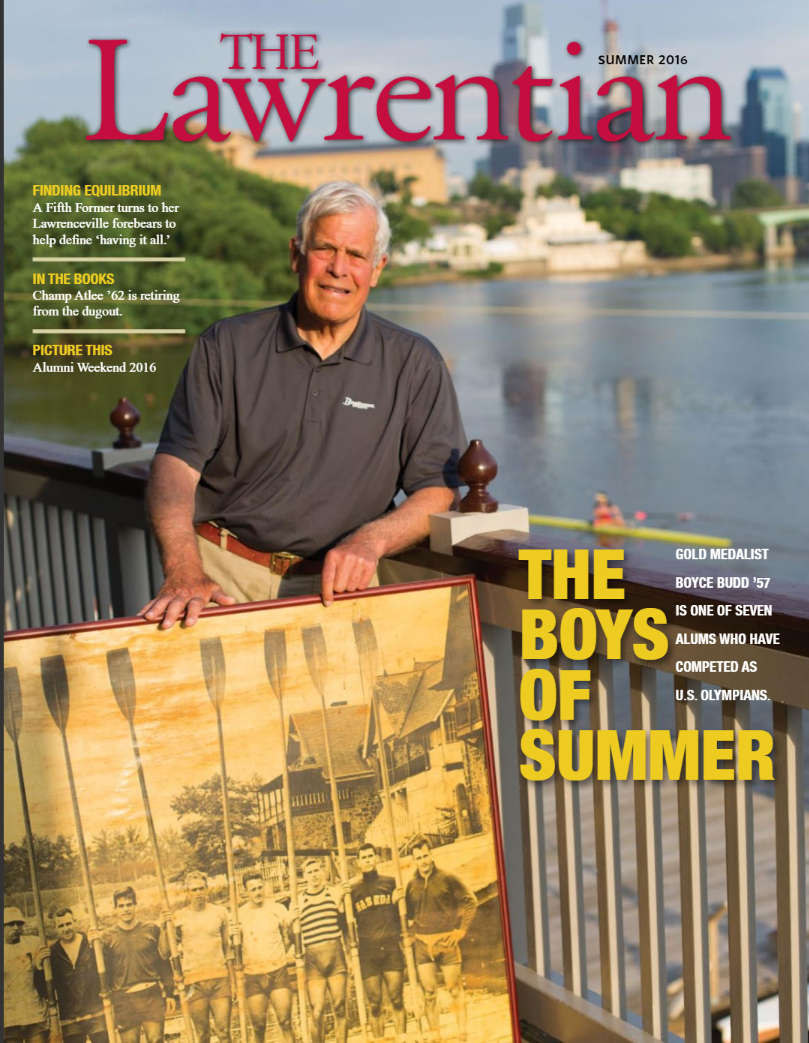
xmin=528 ymin=514 xmax=731 ymax=548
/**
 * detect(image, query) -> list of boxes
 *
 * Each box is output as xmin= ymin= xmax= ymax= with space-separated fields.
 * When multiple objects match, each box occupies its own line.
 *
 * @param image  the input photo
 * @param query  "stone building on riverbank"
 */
xmin=393 ymin=184 xmax=647 ymax=274
xmin=196 ymin=125 xmax=448 ymax=202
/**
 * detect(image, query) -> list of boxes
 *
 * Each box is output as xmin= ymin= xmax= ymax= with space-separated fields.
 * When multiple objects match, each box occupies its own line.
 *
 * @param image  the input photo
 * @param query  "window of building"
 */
xmin=443 ymin=710 xmax=457 ymax=743
xmin=333 ymin=822 xmax=352 ymax=845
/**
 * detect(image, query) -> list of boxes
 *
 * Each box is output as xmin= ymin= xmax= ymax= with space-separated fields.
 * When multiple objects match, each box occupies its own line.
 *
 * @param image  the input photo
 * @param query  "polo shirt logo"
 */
xmin=343 ymin=397 xmax=375 ymax=410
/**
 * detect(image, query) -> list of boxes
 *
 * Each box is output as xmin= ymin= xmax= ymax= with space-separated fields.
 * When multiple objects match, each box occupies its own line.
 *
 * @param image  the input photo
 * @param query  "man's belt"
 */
xmin=195 ymin=522 xmax=322 ymax=577
xmin=123 ymin=982 xmax=161 ymax=995
xmin=59 ymin=1011 xmax=105 ymax=1027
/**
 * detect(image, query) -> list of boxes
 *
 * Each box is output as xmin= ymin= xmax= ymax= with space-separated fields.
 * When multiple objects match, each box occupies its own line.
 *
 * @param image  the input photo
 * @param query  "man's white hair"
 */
xmin=296 ymin=181 xmax=391 ymax=265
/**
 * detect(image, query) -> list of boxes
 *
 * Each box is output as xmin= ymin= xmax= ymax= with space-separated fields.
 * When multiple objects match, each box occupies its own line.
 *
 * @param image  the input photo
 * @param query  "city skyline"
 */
xmin=4 ymin=0 xmax=809 ymax=177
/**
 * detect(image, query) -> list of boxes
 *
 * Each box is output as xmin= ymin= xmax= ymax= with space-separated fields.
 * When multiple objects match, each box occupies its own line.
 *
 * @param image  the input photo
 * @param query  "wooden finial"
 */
xmin=458 ymin=439 xmax=498 ymax=514
xmin=110 ymin=397 xmax=142 ymax=449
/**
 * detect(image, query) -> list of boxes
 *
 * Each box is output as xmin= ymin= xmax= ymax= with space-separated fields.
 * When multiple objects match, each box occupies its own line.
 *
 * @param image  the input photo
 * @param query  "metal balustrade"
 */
xmin=4 ymin=433 xmax=808 ymax=1043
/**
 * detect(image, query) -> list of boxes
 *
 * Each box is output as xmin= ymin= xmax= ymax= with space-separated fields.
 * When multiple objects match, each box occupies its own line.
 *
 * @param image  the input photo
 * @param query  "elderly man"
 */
xmin=141 ymin=180 xmax=465 ymax=629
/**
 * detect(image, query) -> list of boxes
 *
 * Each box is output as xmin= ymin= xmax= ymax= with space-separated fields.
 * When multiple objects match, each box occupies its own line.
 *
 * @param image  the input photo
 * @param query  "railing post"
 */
xmin=591 ymin=655 xmax=627 ymax=1018
xmin=429 ymin=440 xmax=533 ymax=965
xmin=105 ymin=522 xmax=153 ymax=618
xmin=629 ymin=664 xmax=668 ymax=1040
xmin=722 ymin=698 xmax=758 ymax=1043
xmin=92 ymin=397 xmax=156 ymax=477
xmin=550 ymin=653 xmax=588 ymax=998
xmin=674 ymin=682 xmax=711 ymax=1043
xmin=513 ymin=637 xmax=551 ymax=977
xmin=428 ymin=439 xmax=529 ymax=554
xmin=773 ymin=701 xmax=807 ymax=1043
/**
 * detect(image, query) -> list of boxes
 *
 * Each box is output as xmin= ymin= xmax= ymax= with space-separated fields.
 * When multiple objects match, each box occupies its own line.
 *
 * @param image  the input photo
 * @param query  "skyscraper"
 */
xmin=741 ymin=68 xmax=795 ymax=178
xmin=501 ymin=3 xmax=552 ymax=124
xmin=627 ymin=45 xmax=677 ymax=161
xmin=489 ymin=3 xmax=553 ymax=178
xmin=601 ymin=19 xmax=630 ymax=110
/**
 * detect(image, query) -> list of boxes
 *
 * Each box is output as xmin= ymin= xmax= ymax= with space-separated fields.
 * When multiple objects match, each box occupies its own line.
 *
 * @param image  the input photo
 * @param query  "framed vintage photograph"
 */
xmin=4 ymin=577 xmax=519 ymax=1043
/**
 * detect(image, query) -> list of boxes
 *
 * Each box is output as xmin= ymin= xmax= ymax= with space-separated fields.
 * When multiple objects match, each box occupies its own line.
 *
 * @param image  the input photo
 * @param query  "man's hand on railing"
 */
xmin=139 ymin=573 xmax=236 ymax=630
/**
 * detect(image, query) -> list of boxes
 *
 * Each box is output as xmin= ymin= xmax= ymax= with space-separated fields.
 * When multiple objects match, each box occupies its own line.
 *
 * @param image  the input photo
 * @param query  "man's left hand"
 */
xmin=321 ymin=532 xmax=382 ymax=607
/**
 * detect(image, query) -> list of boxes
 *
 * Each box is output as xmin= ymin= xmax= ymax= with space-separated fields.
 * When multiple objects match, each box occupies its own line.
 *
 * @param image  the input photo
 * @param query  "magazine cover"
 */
xmin=4 ymin=2 xmax=808 ymax=1043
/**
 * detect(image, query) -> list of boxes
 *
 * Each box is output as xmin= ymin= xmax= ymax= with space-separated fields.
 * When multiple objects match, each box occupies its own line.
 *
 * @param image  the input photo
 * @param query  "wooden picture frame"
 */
xmin=4 ymin=577 xmax=519 ymax=1043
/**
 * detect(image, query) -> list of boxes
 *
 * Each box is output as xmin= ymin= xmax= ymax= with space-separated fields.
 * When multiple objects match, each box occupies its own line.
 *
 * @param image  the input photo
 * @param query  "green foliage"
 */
xmin=700 ymin=221 xmax=730 ymax=253
xmin=584 ymin=205 xmax=642 ymax=242
xmin=723 ymin=212 xmax=764 ymax=251
xmin=484 ymin=213 xmax=516 ymax=239
xmin=170 ymin=774 xmax=262 ymax=876
xmin=4 ymin=834 xmax=79 ymax=892
xmin=385 ymin=200 xmax=433 ymax=251
xmin=467 ymin=173 xmax=523 ymax=211
xmin=581 ymin=187 xmax=765 ymax=258
xmin=536 ymin=174 xmax=580 ymax=198
xmin=370 ymin=169 xmax=398 ymax=195
xmin=422 ymin=205 xmax=463 ymax=225
xmin=460 ymin=261 xmax=504 ymax=278
xmin=5 ymin=118 xmax=306 ymax=346
xmin=730 ymin=179 xmax=785 ymax=209
xmin=583 ymin=187 xmax=643 ymax=213
xmin=638 ymin=213 xmax=693 ymax=257
xmin=20 ymin=117 xmax=92 ymax=158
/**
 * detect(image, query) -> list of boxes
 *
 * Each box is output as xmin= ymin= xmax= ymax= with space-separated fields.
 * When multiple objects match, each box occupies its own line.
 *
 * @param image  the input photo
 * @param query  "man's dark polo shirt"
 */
xmin=157 ymin=295 xmax=466 ymax=557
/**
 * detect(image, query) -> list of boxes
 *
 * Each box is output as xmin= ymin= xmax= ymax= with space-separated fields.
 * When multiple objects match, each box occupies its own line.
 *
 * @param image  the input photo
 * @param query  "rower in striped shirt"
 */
xmin=291 ymin=858 xmax=348 ymax=1043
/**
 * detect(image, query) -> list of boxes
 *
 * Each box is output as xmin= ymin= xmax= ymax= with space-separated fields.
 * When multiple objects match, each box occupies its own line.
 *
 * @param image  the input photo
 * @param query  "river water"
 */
xmin=5 ymin=263 xmax=809 ymax=582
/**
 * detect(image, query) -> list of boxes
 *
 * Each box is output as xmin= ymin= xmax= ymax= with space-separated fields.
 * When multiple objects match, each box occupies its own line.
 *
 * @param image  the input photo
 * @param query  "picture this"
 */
xmin=4 ymin=579 xmax=518 ymax=1043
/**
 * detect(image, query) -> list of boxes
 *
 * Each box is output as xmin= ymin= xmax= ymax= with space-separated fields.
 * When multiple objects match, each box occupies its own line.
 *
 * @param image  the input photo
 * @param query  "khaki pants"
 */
xmin=196 ymin=535 xmax=380 ymax=603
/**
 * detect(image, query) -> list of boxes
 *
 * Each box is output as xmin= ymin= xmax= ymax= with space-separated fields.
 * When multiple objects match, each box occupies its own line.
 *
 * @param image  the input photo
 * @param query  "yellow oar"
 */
xmin=528 ymin=514 xmax=731 ymax=548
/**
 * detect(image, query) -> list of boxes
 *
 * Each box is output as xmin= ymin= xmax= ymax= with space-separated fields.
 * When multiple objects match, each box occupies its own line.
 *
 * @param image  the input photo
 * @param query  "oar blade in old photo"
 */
xmin=301 ymin=625 xmax=328 ymax=696
xmin=107 ymin=648 xmax=137 ymax=723
xmin=41 ymin=655 xmax=70 ymax=733
xmin=200 ymin=637 xmax=226 ymax=708
xmin=4 ymin=666 xmax=23 ymax=741
xmin=263 ymin=629 xmax=287 ymax=698
xmin=352 ymin=618 xmax=379 ymax=692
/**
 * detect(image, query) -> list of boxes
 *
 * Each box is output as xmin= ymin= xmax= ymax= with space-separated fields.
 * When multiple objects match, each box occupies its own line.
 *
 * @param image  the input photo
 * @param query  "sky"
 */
xmin=4 ymin=0 xmax=809 ymax=177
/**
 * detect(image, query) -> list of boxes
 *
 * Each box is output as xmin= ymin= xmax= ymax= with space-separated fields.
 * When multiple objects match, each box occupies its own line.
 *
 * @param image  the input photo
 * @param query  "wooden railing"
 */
xmin=4 ymin=433 xmax=808 ymax=1043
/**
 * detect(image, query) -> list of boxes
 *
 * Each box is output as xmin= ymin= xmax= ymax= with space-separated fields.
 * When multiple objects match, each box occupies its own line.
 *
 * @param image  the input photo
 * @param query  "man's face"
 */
xmin=304 ymin=862 xmax=324 ymax=890
xmin=357 ymin=848 xmax=378 ymax=874
xmin=290 ymin=209 xmax=386 ymax=329
xmin=187 ymin=878 xmax=208 ymax=911
xmin=245 ymin=878 xmax=265 ymax=907
xmin=4 ymin=921 xmax=24 ymax=944
xmin=55 ymin=915 xmax=76 ymax=943
xmin=114 ymin=896 xmax=137 ymax=925
xmin=413 ymin=845 xmax=434 ymax=878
